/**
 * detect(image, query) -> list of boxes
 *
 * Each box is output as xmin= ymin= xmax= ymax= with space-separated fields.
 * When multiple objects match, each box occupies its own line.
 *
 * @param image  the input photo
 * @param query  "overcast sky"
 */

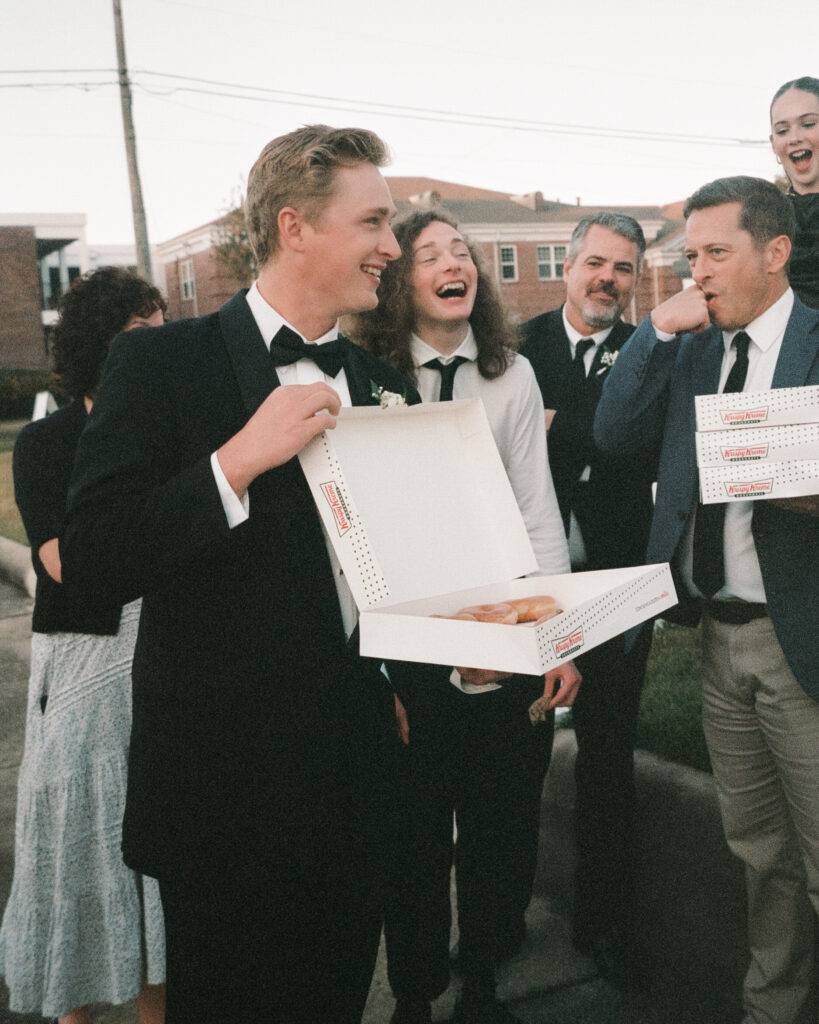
xmin=2 ymin=0 xmax=817 ymax=247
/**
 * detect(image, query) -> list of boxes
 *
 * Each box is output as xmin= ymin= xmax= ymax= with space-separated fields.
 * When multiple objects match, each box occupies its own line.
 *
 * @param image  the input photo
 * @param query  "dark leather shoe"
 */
xmin=452 ymin=990 xmax=521 ymax=1023
xmin=450 ymin=923 xmax=526 ymax=973
xmin=390 ymin=997 xmax=432 ymax=1024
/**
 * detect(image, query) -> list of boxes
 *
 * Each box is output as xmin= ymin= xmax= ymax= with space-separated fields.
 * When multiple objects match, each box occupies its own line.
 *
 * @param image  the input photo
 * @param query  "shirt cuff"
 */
xmin=210 ymin=450 xmax=249 ymax=528
xmin=651 ymin=321 xmax=677 ymax=342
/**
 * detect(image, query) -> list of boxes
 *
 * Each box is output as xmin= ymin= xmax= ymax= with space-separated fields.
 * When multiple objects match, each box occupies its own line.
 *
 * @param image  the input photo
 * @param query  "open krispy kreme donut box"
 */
xmin=298 ymin=399 xmax=677 ymax=674
xmin=695 ymin=385 xmax=819 ymax=505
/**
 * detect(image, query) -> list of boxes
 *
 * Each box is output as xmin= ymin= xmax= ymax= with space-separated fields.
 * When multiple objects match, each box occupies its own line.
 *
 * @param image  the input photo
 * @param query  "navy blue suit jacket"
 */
xmin=594 ymin=295 xmax=819 ymax=701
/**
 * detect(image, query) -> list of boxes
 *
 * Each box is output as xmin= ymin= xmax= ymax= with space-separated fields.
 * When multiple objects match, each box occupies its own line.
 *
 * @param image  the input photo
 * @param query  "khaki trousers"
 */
xmin=701 ymin=613 xmax=819 ymax=1024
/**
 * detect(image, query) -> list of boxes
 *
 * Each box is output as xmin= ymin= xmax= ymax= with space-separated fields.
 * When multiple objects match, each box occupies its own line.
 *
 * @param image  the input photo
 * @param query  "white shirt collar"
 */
xmin=410 ymin=324 xmax=479 ymax=368
xmin=722 ymin=287 xmax=793 ymax=355
xmin=245 ymin=281 xmax=339 ymax=349
xmin=561 ymin=305 xmax=615 ymax=347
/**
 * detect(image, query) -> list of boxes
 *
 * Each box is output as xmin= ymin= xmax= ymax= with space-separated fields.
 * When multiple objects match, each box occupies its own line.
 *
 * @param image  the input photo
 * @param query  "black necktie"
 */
xmin=573 ymin=338 xmax=594 ymax=383
xmin=692 ymin=331 xmax=752 ymax=599
xmin=269 ymin=324 xmax=345 ymax=378
xmin=424 ymin=356 xmax=468 ymax=402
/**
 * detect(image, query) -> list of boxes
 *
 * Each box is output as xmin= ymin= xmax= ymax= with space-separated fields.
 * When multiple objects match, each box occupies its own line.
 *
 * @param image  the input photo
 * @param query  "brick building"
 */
xmin=0 ymin=213 xmax=163 ymax=371
xmin=156 ymin=178 xmax=689 ymax=327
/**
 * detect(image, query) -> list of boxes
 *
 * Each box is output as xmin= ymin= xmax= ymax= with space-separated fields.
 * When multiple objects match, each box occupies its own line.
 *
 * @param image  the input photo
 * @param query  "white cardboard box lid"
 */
xmin=699 ymin=460 xmax=819 ymax=503
xmin=696 ymin=421 xmax=819 ymax=468
xmin=695 ymin=384 xmax=819 ymax=432
xmin=298 ymin=399 xmax=538 ymax=611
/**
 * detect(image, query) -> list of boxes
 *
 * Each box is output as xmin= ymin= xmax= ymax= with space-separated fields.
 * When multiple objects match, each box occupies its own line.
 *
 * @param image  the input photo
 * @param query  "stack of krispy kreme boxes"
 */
xmin=695 ymin=384 xmax=819 ymax=503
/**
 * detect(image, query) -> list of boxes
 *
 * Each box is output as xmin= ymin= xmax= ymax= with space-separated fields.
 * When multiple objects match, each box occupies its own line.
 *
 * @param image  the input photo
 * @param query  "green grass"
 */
xmin=556 ymin=621 xmax=709 ymax=772
xmin=636 ymin=622 xmax=710 ymax=773
xmin=0 ymin=422 xmax=27 ymax=545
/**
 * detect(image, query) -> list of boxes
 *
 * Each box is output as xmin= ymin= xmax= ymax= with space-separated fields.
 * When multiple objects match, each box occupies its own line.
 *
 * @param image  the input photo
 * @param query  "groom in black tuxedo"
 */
xmin=520 ymin=213 xmax=656 ymax=984
xmin=62 ymin=125 xmax=419 ymax=1023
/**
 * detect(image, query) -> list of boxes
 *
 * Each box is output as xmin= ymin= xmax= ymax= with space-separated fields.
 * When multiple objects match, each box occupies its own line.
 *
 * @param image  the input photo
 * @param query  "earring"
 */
xmin=775 ymin=155 xmax=782 ymax=164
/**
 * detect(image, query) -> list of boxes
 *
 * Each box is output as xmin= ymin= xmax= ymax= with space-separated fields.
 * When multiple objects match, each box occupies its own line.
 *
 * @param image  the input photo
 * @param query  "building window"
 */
xmin=537 ymin=245 xmax=567 ymax=280
xmin=180 ymin=259 xmax=196 ymax=301
xmin=499 ymin=245 xmax=517 ymax=282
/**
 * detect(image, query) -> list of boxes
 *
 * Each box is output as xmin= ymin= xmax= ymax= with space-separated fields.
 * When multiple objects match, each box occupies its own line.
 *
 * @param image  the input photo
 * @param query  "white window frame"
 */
xmin=180 ymin=258 xmax=196 ymax=301
xmin=536 ymin=244 xmax=567 ymax=281
xmin=498 ymin=245 xmax=518 ymax=283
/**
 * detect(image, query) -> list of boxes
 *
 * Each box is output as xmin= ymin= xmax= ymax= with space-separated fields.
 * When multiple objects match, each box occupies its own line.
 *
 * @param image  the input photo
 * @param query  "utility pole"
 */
xmin=112 ymin=0 xmax=152 ymax=281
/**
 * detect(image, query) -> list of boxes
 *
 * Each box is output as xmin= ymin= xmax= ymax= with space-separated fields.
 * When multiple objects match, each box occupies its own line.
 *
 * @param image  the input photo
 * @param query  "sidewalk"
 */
xmin=0 ymin=563 xmax=747 ymax=1023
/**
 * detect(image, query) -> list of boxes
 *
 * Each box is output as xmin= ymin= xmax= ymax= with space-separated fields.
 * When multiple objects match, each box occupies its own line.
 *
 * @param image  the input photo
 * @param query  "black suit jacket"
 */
xmin=520 ymin=307 xmax=655 ymax=570
xmin=62 ymin=290 xmax=420 ymax=880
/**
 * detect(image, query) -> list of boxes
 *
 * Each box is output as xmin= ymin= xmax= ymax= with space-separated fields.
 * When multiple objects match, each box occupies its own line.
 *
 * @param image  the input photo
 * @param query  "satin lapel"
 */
xmin=691 ymin=327 xmax=724 ymax=398
xmin=771 ymin=299 xmax=819 ymax=388
xmin=340 ymin=336 xmax=376 ymax=407
xmin=218 ymin=290 xmax=281 ymax=419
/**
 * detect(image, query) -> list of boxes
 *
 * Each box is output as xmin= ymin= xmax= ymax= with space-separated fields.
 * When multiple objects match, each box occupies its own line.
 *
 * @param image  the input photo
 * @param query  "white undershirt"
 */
xmin=210 ymin=282 xmax=357 ymax=638
xmin=411 ymin=326 xmax=570 ymax=692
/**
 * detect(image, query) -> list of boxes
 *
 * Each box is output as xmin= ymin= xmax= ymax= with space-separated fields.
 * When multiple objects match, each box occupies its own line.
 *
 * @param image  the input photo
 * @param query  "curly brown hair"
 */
xmin=347 ymin=209 xmax=517 ymax=382
xmin=51 ymin=267 xmax=166 ymax=400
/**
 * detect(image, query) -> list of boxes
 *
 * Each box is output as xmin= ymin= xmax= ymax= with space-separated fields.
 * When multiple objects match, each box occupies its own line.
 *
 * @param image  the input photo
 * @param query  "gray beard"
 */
xmin=580 ymin=299 xmax=621 ymax=330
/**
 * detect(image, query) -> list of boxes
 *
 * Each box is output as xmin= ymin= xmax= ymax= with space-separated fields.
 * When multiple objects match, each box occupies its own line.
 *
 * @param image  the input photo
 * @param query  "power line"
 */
xmin=0 ymin=68 xmax=769 ymax=148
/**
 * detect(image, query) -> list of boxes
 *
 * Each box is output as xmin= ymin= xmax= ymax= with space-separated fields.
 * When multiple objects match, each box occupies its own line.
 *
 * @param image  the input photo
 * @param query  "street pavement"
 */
xmin=0 ymin=572 xmax=747 ymax=1023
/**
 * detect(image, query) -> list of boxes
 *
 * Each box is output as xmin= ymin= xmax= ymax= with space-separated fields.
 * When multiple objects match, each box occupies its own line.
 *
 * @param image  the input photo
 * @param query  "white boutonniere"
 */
xmin=370 ymin=381 xmax=407 ymax=408
xmin=596 ymin=347 xmax=618 ymax=375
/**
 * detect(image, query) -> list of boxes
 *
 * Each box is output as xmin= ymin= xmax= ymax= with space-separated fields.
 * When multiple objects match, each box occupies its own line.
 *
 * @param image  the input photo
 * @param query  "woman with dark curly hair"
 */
xmin=0 ymin=267 xmax=167 ymax=1024
xmin=770 ymin=76 xmax=819 ymax=308
xmin=349 ymin=210 xmax=578 ymax=1024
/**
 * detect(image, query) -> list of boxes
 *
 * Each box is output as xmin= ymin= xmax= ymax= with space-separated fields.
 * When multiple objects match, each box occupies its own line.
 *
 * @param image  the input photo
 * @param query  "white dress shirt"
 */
xmin=672 ymin=288 xmax=794 ymax=603
xmin=411 ymin=327 xmax=571 ymax=693
xmin=560 ymin=308 xmax=617 ymax=563
xmin=210 ymin=282 xmax=357 ymax=638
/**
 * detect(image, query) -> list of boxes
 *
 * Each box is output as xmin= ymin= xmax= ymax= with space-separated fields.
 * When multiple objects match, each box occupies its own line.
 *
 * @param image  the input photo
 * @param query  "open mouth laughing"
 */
xmin=436 ymin=282 xmax=468 ymax=299
xmin=788 ymin=148 xmax=814 ymax=172
xmin=362 ymin=263 xmax=383 ymax=284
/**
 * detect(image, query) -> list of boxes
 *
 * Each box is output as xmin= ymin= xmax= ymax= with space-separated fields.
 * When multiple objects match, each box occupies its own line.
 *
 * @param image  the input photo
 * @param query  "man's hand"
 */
xmin=542 ymin=659 xmax=582 ymax=708
xmin=544 ymin=409 xmax=556 ymax=432
xmin=650 ymin=285 xmax=711 ymax=337
xmin=394 ymin=693 xmax=410 ymax=745
xmin=528 ymin=659 xmax=582 ymax=724
xmin=217 ymin=383 xmax=341 ymax=499
xmin=770 ymin=494 xmax=819 ymax=517
xmin=455 ymin=667 xmax=513 ymax=687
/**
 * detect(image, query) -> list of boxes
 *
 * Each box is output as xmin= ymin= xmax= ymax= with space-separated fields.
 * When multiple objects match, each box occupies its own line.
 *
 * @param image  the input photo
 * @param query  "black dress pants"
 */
xmin=385 ymin=670 xmax=553 ymax=1001
xmin=571 ymin=624 xmax=653 ymax=945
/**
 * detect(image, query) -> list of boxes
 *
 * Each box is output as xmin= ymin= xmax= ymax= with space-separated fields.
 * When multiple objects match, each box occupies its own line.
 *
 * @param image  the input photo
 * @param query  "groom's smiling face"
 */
xmin=299 ymin=163 xmax=400 ymax=319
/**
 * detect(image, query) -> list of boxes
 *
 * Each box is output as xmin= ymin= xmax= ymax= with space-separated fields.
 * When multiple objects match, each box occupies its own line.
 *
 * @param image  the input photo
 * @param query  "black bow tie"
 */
xmin=269 ymin=324 xmax=346 ymax=378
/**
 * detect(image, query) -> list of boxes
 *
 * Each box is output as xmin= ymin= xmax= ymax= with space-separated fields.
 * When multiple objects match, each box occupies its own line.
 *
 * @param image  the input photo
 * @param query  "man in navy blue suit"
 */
xmin=595 ymin=176 xmax=819 ymax=1024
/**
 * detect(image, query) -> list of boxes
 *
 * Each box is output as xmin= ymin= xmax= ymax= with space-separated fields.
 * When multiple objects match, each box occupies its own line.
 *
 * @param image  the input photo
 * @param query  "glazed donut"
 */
xmin=457 ymin=602 xmax=518 ymax=625
xmin=505 ymin=594 xmax=559 ymax=623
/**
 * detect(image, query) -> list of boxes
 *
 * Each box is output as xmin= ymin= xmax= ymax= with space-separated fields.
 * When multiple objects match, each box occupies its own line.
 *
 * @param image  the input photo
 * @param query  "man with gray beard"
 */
xmin=520 ymin=213 xmax=656 ymax=987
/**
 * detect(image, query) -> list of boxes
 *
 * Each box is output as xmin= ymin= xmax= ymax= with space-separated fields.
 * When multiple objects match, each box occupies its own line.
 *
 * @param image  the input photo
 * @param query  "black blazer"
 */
xmin=520 ymin=307 xmax=656 ymax=570
xmin=61 ymin=290 xmax=420 ymax=879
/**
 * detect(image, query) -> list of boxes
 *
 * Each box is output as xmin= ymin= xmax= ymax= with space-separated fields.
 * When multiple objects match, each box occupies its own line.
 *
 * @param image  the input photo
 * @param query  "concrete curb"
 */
xmin=0 ymin=538 xmax=35 ymax=599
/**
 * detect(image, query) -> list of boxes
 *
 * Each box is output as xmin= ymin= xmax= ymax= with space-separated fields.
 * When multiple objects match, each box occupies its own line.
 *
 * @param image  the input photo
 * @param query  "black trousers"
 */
xmin=571 ymin=624 xmax=653 ymax=944
xmin=385 ymin=672 xmax=554 ymax=1001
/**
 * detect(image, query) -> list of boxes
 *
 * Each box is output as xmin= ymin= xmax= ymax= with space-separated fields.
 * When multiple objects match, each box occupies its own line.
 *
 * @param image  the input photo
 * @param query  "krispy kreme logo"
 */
xmin=720 ymin=444 xmax=769 ymax=462
xmin=320 ymin=481 xmax=352 ymax=536
xmin=723 ymin=479 xmax=774 ymax=497
xmin=720 ymin=406 xmax=769 ymax=425
xmin=553 ymin=627 xmax=584 ymax=658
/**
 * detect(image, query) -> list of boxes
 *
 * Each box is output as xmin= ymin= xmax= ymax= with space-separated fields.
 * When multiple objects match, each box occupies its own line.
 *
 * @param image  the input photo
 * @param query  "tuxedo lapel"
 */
xmin=772 ymin=299 xmax=819 ymax=388
xmin=218 ymin=290 xmax=281 ymax=419
xmin=692 ymin=327 xmax=724 ymax=398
